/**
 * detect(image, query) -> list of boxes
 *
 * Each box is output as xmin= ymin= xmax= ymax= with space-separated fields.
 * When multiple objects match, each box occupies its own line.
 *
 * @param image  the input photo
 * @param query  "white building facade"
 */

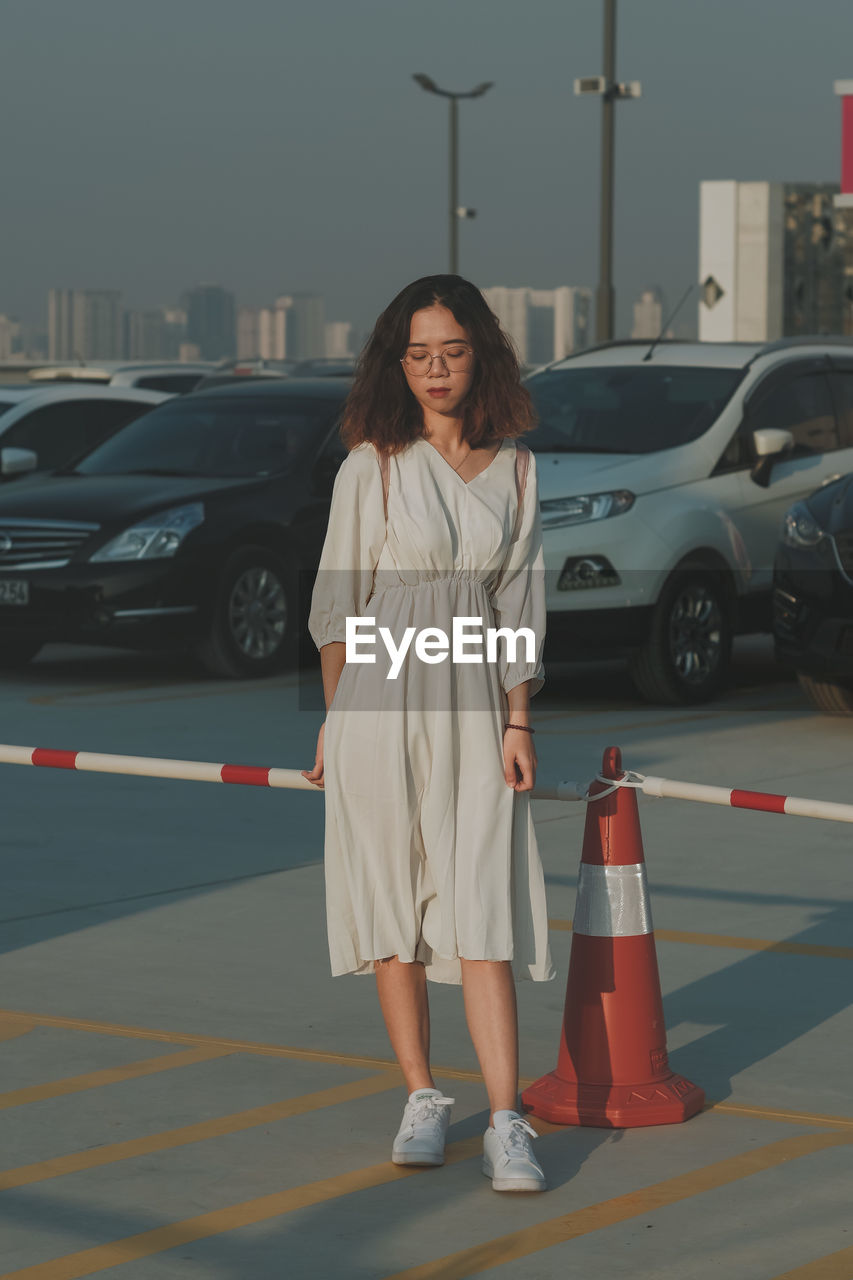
xmin=698 ymin=181 xmax=785 ymax=342
xmin=482 ymin=286 xmax=591 ymax=366
xmin=699 ymin=179 xmax=851 ymax=339
xmin=631 ymin=287 xmax=669 ymax=340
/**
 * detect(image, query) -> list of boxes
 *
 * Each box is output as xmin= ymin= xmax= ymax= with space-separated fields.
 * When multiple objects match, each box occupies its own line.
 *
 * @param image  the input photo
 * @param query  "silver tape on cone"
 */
xmin=572 ymin=862 xmax=653 ymax=937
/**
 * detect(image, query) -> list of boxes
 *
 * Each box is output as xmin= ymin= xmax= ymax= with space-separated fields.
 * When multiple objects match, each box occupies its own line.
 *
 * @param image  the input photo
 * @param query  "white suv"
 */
xmin=27 ymin=362 xmax=215 ymax=395
xmin=525 ymin=337 xmax=853 ymax=704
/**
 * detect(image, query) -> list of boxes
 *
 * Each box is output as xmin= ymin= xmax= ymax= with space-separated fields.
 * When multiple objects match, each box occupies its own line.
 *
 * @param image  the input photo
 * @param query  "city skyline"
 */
xmin=29 ymin=278 xmax=599 ymax=363
xmin=3 ymin=0 xmax=851 ymax=345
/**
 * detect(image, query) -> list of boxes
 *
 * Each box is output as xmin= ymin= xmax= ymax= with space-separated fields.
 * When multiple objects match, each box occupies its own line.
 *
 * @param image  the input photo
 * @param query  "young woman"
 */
xmin=302 ymin=274 xmax=554 ymax=1192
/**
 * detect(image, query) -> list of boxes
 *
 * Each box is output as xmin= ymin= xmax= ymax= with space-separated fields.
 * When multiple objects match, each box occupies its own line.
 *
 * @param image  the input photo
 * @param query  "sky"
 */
xmin=2 ymin=0 xmax=852 ymax=341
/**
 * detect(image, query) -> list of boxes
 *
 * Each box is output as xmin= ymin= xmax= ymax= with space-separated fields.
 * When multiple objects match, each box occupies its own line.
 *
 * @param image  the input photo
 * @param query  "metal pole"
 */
xmin=449 ymin=95 xmax=459 ymax=274
xmin=596 ymin=0 xmax=616 ymax=342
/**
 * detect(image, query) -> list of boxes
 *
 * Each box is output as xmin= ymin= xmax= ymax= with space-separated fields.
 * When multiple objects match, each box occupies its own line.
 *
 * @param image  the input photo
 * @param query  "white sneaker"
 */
xmin=482 ymin=1110 xmax=547 ymax=1191
xmin=391 ymin=1087 xmax=455 ymax=1166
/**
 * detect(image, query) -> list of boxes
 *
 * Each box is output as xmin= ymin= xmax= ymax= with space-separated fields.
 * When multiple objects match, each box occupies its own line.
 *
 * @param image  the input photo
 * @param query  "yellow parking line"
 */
xmin=548 ymin=919 xmax=853 ymax=961
xmin=0 ymin=1009 xmax=488 ymax=1083
xmin=0 ymin=1070 xmax=402 ymax=1192
xmin=770 ymin=1244 xmax=853 ymax=1278
xmin=0 ymin=1046 xmax=231 ymax=1110
xmin=379 ymin=1132 xmax=852 ymax=1280
xmin=0 ymin=1016 xmax=34 ymax=1043
xmin=0 ymin=1134 xmax=483 ymax=1279
xmin=1 ymin=1008 xmax=851 ymax=1133
xmin=710 ymin=1101 xmax=853 ymax=1131
xmin=0 ymin=1130 xmax=844 ymax=1280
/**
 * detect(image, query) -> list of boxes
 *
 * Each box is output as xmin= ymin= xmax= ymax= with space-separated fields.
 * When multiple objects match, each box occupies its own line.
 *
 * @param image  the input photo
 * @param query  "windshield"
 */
xmin=72 ymin=396 xmax=341 ymax=477
xmin=525 ymin=365 xmax=744 ymax=454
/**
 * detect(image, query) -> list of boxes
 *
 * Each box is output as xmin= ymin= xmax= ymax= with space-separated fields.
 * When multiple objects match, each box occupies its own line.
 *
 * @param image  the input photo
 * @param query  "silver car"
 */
xmin=0 ymin=385 xmax=172 ymax=479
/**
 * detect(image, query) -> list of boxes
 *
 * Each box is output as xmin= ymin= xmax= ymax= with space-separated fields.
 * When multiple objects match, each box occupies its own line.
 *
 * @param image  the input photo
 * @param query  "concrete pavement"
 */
xmin=0 ymin=639 xmax=850 ymax=1278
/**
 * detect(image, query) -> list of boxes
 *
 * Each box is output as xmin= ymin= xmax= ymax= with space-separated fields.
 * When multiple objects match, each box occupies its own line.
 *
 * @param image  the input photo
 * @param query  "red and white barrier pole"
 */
xmin=638 ymin=775 xmax=853 ymax=825
xmin=0 ymin=744 xmax=316 ymax=791
xmin=1 ymin=742 xmax=852 ymax=824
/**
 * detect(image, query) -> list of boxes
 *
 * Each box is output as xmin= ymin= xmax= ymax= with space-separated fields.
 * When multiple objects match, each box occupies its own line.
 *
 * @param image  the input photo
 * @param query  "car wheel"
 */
xmin=628 ymin=564 xmax=733 ymax=705
xmin=797 ymin=672 xmax=853 ymax=716
xmin=0 ymin=635 xmax=44 ymax=668
xmin=197 ymin=546 xmax=296 ymax=679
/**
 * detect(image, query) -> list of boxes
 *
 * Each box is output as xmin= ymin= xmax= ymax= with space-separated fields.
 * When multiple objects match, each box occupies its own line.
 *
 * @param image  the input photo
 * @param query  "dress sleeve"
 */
xmin=489 ymin=446 xmax=546 ymax=699
xmin=307 ymin=442 xmax=388 ymax=651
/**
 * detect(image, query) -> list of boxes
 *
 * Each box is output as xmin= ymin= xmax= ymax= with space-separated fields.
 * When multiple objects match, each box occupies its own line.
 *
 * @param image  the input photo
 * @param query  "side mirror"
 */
xmin=0 ymin=447 xmax=38 ymax=479
xmin=753 ymin=427 xmax=794 ymax=457
xmin=749 ymin=428 xmax=794 ymax=488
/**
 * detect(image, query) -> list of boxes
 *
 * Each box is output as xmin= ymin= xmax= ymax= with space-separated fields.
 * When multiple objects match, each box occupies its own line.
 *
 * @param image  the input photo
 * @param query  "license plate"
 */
xmin=0 ymin=580 xmax=29 ymax=606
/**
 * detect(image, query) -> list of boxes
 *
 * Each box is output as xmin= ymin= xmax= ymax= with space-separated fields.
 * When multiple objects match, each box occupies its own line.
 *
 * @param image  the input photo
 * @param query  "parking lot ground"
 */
xmin=0 ymin=639 xmax=850 ymax=1278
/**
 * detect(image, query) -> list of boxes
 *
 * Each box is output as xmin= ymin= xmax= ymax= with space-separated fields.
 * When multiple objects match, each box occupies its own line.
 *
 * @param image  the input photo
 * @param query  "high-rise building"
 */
xmin=48 ymin=289 xmax=122 ymax=360
xmin=0 ymin=315 xmax=16 ymax=361
xmin=631 ymin=287 xmax=673 ymax=340
xmin=236 ymin=307 xmax=260 ymax=360
xmin=698 ymin=180 xmax=852 ymax=340
xmin=184 ymin=285 xmax=236 ymax=361
xmin=260 ymin=299 xmax=289 ymax=360
xmin=833 ymin=79 xmax=853 ymax=211
xmin=324 ymin=321 xmax=353 ymax=358
xmin=237 ymin=298 xmax=291 ymax=360
xmin=120 ymin=307 xmax=187 ymax=360
xmin=162 ymin=308 xmax=188 ymax=360
xmin=482 ymin=286 xmax=591 ymax=365
xmin=283 ymin=294 xmax=325 ymax=360
xmin=124 ymin=309 xmax=168 ymax=360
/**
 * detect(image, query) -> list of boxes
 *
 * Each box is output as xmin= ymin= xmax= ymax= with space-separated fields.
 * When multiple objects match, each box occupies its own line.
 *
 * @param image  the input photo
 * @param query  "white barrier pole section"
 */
xmin=1 ymin=743 xmax=852 ymax=824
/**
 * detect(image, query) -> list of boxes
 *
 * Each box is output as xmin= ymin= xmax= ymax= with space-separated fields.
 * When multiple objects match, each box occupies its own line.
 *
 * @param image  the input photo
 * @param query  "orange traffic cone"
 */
xmin=522 ymin=745 xmax=704 ymax=1127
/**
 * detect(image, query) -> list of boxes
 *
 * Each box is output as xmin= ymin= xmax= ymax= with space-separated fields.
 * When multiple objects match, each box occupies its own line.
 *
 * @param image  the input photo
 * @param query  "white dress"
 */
xmin=307 ymin=435 xmax=555 ymax=986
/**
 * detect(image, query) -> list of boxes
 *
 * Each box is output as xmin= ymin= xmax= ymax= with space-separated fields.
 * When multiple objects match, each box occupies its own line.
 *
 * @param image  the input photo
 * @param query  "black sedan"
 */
xmin=773 ymin=472 xmax=853 ymax=713
xmin=0 ymin=380 xmax=351 ymax=677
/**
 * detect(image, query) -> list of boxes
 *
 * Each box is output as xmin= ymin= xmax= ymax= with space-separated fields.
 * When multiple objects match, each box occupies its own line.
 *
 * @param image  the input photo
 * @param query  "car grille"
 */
xmin=0 ymin=518 xmax=100 ymax=569
xmin=832 ymin=531 xmax=853 ymax=581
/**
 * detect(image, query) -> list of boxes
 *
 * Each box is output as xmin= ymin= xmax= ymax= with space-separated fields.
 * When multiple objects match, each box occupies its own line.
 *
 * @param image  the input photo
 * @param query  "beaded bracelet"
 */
xmin=504 ymin=722 xmax=535 ymax=734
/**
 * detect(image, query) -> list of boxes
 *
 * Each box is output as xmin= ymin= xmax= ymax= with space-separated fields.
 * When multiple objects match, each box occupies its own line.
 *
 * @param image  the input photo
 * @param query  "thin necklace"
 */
xmin=424 ymin=436 xmax=472 ymax=474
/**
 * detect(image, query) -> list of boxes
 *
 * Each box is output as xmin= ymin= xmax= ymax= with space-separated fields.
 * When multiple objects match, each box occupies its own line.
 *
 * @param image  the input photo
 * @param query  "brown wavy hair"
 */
xmin=340 ymin=274 xmax=535 ymax=455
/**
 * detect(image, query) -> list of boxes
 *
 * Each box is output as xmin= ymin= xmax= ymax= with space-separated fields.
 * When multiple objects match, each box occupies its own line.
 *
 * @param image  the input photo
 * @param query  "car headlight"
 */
xmin=540 ymin=490 xmax=635 ymax=529
xmin=90 ymin=502 xmax=205 ymax=562
xmin=781 ymin=502 xmax=825 ymax=550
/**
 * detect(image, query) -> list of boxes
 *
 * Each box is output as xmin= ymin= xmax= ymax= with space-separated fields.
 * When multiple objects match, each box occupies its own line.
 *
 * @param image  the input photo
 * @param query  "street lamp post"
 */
xmin=574 ymin=0 xmax=642 ymax=342
xmin=599 ymin=0 xmax=616 ymax=343
xmin=413 ymin=74 xmax=494 ymax=274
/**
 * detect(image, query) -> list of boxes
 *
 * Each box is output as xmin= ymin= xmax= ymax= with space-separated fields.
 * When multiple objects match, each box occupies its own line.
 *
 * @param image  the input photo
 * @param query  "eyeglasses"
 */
xmin=401 ymin=346 xmax=474 ymax=376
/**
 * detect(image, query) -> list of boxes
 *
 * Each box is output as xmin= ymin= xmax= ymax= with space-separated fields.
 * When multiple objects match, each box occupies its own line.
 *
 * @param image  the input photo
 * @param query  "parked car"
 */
xmin=290 ymin=358 xmax=357 ymax=378
xmin=773 ymin=472 xmax=853 ymax=714
xmin=27 ymin=362 xmax=215 ymax=395
xmin=525 ymin=336 xmax=853 ymax=704
xmin=0 ymin=386 xmax=172 ymax=480
xmin=0 ymin=380 xmax=350 ymax=676
xmin=192 ymin=360 xmax=296 ymax=391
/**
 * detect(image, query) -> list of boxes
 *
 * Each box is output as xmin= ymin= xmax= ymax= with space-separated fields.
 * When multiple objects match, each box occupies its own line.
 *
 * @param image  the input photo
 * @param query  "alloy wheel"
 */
xmin=667 ymin=583 xmax=723 ymax=686
xmin=228 ymin=566 xmax=287 ymax=661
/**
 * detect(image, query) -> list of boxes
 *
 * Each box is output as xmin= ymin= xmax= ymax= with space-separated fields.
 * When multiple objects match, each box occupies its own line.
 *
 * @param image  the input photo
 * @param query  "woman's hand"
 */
xmin=503 ymin=726 xmax=536 ymax=791
xmin=301 ymin=721 xmax=326 ymax=789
